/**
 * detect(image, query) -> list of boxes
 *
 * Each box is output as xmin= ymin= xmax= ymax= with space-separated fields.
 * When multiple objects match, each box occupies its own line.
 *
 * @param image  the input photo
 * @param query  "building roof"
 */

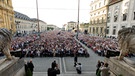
xmin=14 ymin=11 xmax=31 ymax=20
xmin=14 ymin=11 xmax=47 ymax=24
xmin=109 ymin=0 xmax=122 ymax=5
xmin=68 ymin=21 xmax=76 ymax=23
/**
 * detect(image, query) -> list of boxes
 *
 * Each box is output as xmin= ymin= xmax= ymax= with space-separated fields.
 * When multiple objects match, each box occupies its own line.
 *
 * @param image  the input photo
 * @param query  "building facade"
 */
xmin=61 ymin=24 xmax=67 ymax=31
xmin=0 ymin=0 xmax=16 ymax=33
xmin=107 ymin=0 xmax=135 ymax=37
xmin=89 ymin=0 xmax=109 ymax=36
xmin=31 ymin=18 xmax=47 ymax=32
xmin=80 ymin=23 xmax=89 ymax=33
xmin=47 ymin=24 xmax=59 ymax=31
xmin=39 ymin=20 xmax=47 ymax=32
xmin=65 ymin=21 xmax=77 ymax=31
xmin=15 ymin=11 xmax=35 ymax=35
xmin=15 ymin=11 xmax=47 ymax=35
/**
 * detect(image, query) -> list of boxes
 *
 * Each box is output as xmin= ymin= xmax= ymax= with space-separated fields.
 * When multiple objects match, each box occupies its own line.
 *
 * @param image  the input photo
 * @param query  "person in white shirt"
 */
xmin=76 ymin=63 xmax=82 ymax=74
xmin=100 ymin=63 xmax=110 ymax=76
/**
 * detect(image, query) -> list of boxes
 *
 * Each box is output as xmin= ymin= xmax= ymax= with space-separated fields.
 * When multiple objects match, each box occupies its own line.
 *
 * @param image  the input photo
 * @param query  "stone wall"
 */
xmin=107 ymin=57 xmax=135 ymax=76
xmin=0 ymin=58 xmax=25 ymax=76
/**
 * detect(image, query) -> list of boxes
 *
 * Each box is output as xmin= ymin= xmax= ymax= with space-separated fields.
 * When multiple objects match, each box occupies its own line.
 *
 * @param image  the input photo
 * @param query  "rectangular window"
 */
xmin=102 ymin=17 xmax=104 ymax=23
xmin=114 ymin=15 xmax=118 ymax=22
xmin=121 ymin=26 xmax=125 ymax=29
xmin=90 ymin=21 xmax=92 ymax=24
xmin=95 ymin=5 xmax=97 ymax=9
xmin=93 ymin=28 xmax=95 ymax=33
xmin=113 ymin=26 xmax=116 ymax=35
xmin=132 ymin=26 xmax=135 ymax=28
xmin=95 ymin=19 xmax=97 ymax=23
xmin=106 ymin=29 xmax=109 ymax=34
xmin=123 ymin=14 xmax=127 ymax=21
xmin=134 ymin=12 xmax=135 ymax=20
xmin=106 ymin=27 xmax=109 ymax=34
xmin=107 ymin=12 xmax=111 ymax=23
xmin=99 ymin=2 xmax=101 ymax=7
xmin=113 ymin=29 xmax=116 ymax=35
xmin=104 ymin=0 xmax=106 ymax=5
xmin=96 ymin=27 xmax=98 ymax=34
xmin=91 ymin=14 xmax=92 ymax=16
xmin=91 ymin=7 xmax=93 ymax=10
xmin=97 ymin=18 xmax=99 ymax=23
xmin=100 ymin=27 xmax=103 ymax=33
xmin=90 ymin=28 xmax=91 ymax=33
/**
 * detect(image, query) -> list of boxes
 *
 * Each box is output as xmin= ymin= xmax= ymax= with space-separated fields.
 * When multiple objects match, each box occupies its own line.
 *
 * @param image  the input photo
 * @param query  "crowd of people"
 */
xmin=78 ymin=34 xmax=120 ymax=57
xmin=10 ymin=31 xmax=89 ymax=58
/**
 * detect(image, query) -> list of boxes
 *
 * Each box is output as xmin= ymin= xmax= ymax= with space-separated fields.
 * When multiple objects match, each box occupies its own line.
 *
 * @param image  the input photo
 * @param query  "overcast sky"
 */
xmin=12 ymin=0 xmax=92 ymax=28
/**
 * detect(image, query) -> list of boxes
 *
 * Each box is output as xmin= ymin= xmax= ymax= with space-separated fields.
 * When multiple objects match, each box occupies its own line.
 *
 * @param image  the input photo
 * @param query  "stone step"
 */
xmin=33 ymin=72 xmax=96 ymax=76
xmin=33 ymin=71 xmax=116 ymax=76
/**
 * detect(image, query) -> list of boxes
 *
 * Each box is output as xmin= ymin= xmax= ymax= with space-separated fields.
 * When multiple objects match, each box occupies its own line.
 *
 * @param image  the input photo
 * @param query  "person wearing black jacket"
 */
xmin=52 ymin=60 xmax=57 ymax=68
xmin=74 ymin=55 xmax=78 ymax=67
xmin=28 ymin=59 xmax=34 ymax=75
xmin=47 ymin=62 xmax=60 ymax=76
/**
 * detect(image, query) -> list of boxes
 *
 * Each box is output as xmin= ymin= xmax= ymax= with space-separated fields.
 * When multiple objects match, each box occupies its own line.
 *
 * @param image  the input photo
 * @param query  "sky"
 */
xmin=12 ymin=0 xmax=92 ymax=28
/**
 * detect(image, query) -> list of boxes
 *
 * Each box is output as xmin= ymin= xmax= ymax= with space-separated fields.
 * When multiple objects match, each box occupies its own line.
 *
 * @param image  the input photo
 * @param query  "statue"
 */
xmin=118 ymin=27 xmax=135 ymax=60
xmin=0 ymin=28 xmax=13 ymax=60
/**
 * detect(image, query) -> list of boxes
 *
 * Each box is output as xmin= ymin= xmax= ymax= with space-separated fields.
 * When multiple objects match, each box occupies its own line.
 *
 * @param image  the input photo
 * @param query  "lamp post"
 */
xmin=76 ymin=0 xmax=80 ymax=39
xmin=36 ymin=0 xmax=40 ymax=33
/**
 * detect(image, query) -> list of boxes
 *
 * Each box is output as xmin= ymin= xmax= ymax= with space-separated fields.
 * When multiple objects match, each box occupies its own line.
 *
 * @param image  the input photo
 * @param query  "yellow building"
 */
xmin=89 ymin=0 xmax=109 ymax=36
xmin=0 ymin=0 xmax=16 ymax=33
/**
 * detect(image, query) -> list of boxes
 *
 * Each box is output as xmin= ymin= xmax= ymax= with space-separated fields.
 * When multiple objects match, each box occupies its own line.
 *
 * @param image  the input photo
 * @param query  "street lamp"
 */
xmin=36 ymin=0 xmax=40 ymax=33
xmin=76 ymin=0 xmax=80 ymax=38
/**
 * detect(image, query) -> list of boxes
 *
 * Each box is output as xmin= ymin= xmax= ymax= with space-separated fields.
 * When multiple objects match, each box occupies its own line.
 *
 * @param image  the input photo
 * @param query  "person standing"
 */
xmin=100 ymin=63 xmax=110 ymax=76
xmin=76 ymin=63 xmax=82 ymax=74
xmin=74 ymin=54 xmax=78 ymax=67
xmin=47 ymin=62 xmax=60 ymax=76
xmin=96 ymin=60 xmax=101 ymax=75
xmin=28 ymin=59 xmax=34 ymax=76
xmin=52 ymin=60 xmax=57 ymax=68
xmin=24 ymin=60 xmax=28 ymax=74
